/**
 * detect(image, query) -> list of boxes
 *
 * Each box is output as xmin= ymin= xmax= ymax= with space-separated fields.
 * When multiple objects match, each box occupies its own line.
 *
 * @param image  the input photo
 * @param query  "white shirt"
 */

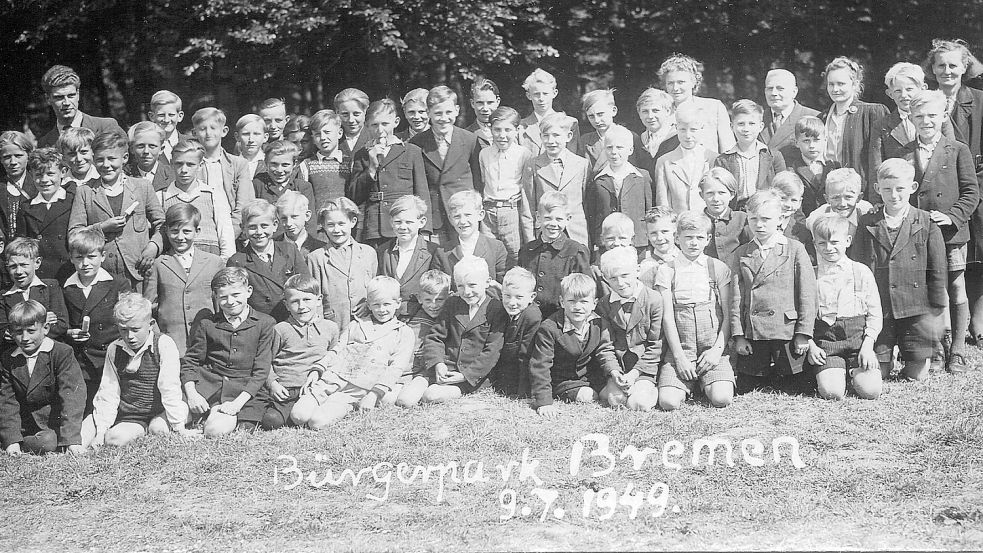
xmin=457 ymin=234 xmax=479 ymax=258
xmin=30 ymin=186 xmax=68 ymax=209
xmin=58 ymin=112 xmax=84 ymax=138
xmin=723 ymin=141 xmax=769 ymax=199
xmin=816 ymin=257 xmax=882 ymax=338
xmin=65 ymin=268 xmax=115 ymax=298
xmin=825 ymin=108 xmax=848 ymax=163
xmin=344 ymin=132 xmax=362 ymax=154
xmin=753 ymin=233 xmax=788 ymax=260
xmin=251 ymin=241 xmax=276 ymax=264
xmin=12 ymin=337 xmax=55 ymax=377
xmin=562 ymin=313 xmax=598 ymax=343
xmin=66 ymin=166 xmax=99 ymax=188
xmin=139 ymin=161 xmax=159 ymax=183
xmin=158 ymin=179 xmax=235 ymax=259
xmin=884 ymin=204 xmax=911 ymax=230
xmin=162 ymin=132 xmax=180 ymax=161
xmin=395 ymin=237 xmax=417 ymax=279
xmin=4 ymin=276 xmax=46 ymax=302
xmin=6 ymin=173 xmax=27 ymax=198
xmin=596 ymin=163 xmax=644 ymax=196
xmin=479 ymin=143 xmax=532 ymax=200
xmin=201 ymin=156 xmax=234 ymax=234
xmin=917 ymin=132 xmax=943 ymax=172
xmin=642 ymin=128 xmax=675 ymax=157
xmin=174 ymin=247 xmax=195 ymax=271
xmin=226 ymin=306 xmax=251 ymax=329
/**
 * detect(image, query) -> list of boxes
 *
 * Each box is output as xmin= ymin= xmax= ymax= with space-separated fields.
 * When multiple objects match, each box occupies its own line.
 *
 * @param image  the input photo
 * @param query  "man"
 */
xmin=37 ymin=65 xmax=123 ymax=147
xmin=760 ymin=69 xmax=819 ymax=154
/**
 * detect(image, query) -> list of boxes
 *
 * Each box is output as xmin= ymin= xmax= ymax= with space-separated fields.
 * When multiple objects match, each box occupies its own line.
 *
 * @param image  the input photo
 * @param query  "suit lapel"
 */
xmin=419 ymin=131 xmax=443 ymax=169
xmin=90 ymin=184 xmax=116 ymax=219
xmin=84 ymin=281 xmax=114 ymax=314
xmin=443 ymin=129 xmax=469 ymax=170
xmin=922 ymin=141 xmax=951 ymax=189
xmin=161 ymin=255 xmax=189 ymax=283
xmin=668 ymin=156 xmax=689 ymax=184
xmin=740 ymin=243 xmax=765 ymax=280
xmin=402 ymin=241 xmax=432 ymax=285
xmin=10 ymin=357 xmax=32 ymax=393
xmin=890 ymin=211 xmax=917 ymax=258
xmin=536 ymin=158 xmax=560 ymax=190
xmin=754 ymin=242 xmax=790 ymax=284
xmin=380 ymin=144 xmax=406 ymax=169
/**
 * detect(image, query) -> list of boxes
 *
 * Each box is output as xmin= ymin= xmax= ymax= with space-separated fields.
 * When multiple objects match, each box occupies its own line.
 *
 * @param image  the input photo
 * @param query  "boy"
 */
xmin=523 ymin=112 xmax=590 ymax=248
xmin=396 ymin=88 xmax=431 ymax=142
xmin=392 ymin=269 xmax=451 ymax=407
xmin=491 ymin=267 xmax=543 ymax=397
xmin=191 ymin=107 xmax=254 ymax=237
xmin=261 ymin=275 xmax=340 ymax=429
xmin=518 ymin=191 xmax=590 ymax=318
xmin=444 ymin=190 xmax=508 ymax=282
xmin=182 ymin=267 xmax=275 ymax=437
xmin=0 ymin=238 xmax=68 ymax=339
xmin=227 ymin=199 xmax=311 ymax=322
xmin=258 ymin=98 xmax=288 ymax=142
xmin=418 ymin=257 xmax=508 ymax=404
xmin=300 ymin=109 xmax=348 ymax=213
xmin=62 ymin=228 xmax=131 ymax=412
xmin=654 ymin=211 xmax=737 ymax=410
xmin=275 ymin=191 xmax=325 ymax=257
xmin=807 ymin=216 xmax=882 ymax=400
xmin=235 ymin=114 xmax=269 ymax=179
xmin=879 ymin=63 xmax=928 ymax=161
xmin=0 ymin=300 xmax=85 ymax=454
xmin=306 ymin=197 xmax=377 ymax=330
xmin=19 ymin=147 xmax=76 ymax=281
xmin=519 ymin=69 xmax=581 ymax=154
xmin=635 ymin=87 xmax=680 ymax=180
xmin=56 ymin=127 xmax=99 ymax=189
xmin=377 ymin=195 xmax=450 ymax=314
xmin=906 ymin=90 xmax=980 ymax=372
xmin=638 ymin=207 xmax=680 ymax=288
xmin=335 ymin=88 xmax=371 ymax=170
xmin=654 ymin=103 xmax=717 ymax=212
xmin=479 ymin=106 xmax=535 ymax=264
xmin=770 ymin=171 xmax=816 ymax=263
xmin=731 ymin=190 xmax=817 ymax=389
xmin=67 ymin=130 xmax=165 ymax=290
xmin=82 ymin=293 xmax=191 ymax=447
xmin=159 ymin=139 xmax=236 ymax=259
xmin=528 ymin=272 xmax=626 ymax=418
xmin=714 ymin=100 xmax=786 ymax=208
xmin=805 ymin=168 xmax=874 ymax=238
xmin=853 ymin=159 xmax=947 ymax=381
xmin=783 ymin=116 xmax=842 ymax=216
xmin=148 ymin=90 xmax=186 ymax=163
xmin=144 ymin=204 xmax=226 ymax=355
xmin=580 ymin=89 xmax=644 ymax=176
xmin=467 ymin=78 xmax=501 ymax=148
xmin=125 ymin=121 xmax=174 ymax=192
xmin=595 ymin=247 xmax=664 ymax=411
xmin=253 ymin=140 xmax=318 ymax=237
xmin=410 ymin=86 xmax=484 ymax=244
xmin=585 ymin=125 xmax=654 ymax=250
xmin=700 ymin=167 xmax=751 ymax=266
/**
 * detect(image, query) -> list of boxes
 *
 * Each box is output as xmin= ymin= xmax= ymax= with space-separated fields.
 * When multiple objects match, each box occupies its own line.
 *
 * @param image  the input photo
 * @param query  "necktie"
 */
xmin=436 ymin=134 xmax=449 ymax=161
xmin=552 ymin=158 xmax=564 ymax=182
xmin=773 ymin=112 xmax=783 ymax=133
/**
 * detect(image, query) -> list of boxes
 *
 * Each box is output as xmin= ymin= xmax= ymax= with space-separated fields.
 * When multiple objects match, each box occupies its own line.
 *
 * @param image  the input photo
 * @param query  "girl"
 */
xmin=656 ymin=54 xmax=735 ymax=153
xmin=819 ymin=57 xmax=889 ymax=202
xmin=0 ymin=131 xmax=36 ymax=244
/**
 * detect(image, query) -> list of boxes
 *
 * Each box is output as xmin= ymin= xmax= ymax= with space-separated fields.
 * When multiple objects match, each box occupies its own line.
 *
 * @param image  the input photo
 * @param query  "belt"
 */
xmin=368 ymin=191 xmax=385 ymax=202
xmin=483 ymin=193 xmax=522 ymax=208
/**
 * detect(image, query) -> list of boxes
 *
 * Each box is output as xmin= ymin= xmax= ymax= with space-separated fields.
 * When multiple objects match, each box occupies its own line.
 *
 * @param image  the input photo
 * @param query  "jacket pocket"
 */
xmin=784 ymin=310 xmax=798 ymax=322
xmin=131 ymin=208 xmax=148 ymax=232
xmin=398 ymin=165 xmax=413 ymax=180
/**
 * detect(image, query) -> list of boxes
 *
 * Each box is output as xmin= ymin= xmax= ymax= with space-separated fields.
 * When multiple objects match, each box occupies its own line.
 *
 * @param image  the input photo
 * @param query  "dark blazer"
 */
xmin=878 ymin=110 xmax=956 ymax=163
xmin=16 ymin=184 xmax=76 ymax=282
xmin=585 ymin=170 xmax=654 ymax=249
xmin=465 ymin=122 xmax=492 ymax=148
xmin=339 ymin=131 xmax=371 ymax=172
xmin=818 ymin=100 xmax=890 ymax=202
xmin=0 ymin=280 xmax=68 ymax=339
xmin=705 ymin=208 xmax=752 ymax=266
xmin=0 ymin=174 xmax=37 ymax=245
xmin=780 ymin=147 xmax=842 ymax=216
xmin=854 ymin=207 xmax=947 ymax=319
xmin=252 ymin=173 xmax=319 ymax=237
xmin=636 ymin=134 xmax=680 ymax=182
xmin=518 ymin=233 xmax=591 ymax=318
xmin=0 ymin=341 xmax=85 ymax=449
xmin=63 ymin=275 xmax=131 ymax=380
xmin=948 ymin=84 xmax=983 ymax=160
xmin=760 ymin=102 xmax=819 ymax=153
xmin=227 ymin=240 xmax=311 ymax=322
xmin=378 ymin=238 xmax=451 ymax=304
xmin=421 ymin=296 xmax=509 ymax=388
xmin=713 ymin=147 xmax=787 ymax=201
xmin=124 ymin=157 xmax=176 ymax=192
xmin=445 ymin=234 xmax=509 ymax=283
xmin=350 ymin=142 xmax=431 ymax=240
xmin=527 ymin=311 xmax=621 ymax=407
xmin=409 ymin=127 xmax=483 ymax=232
xmin=595 ymin=284 xmax=663 ymax=377
xmin=579 ymin=129 xmax=645 ymax=176
xmin=144 ymin=251 xmax=225 ymax=355
xmin=910 ymin=136 xmax=981 ymax=245
xmin=297 ymin=234 xmax=326 ymax=258
xmin=730 ymin=237 xmax=817 ymax=341
xmin=783 ymin=211 xmax=816 ymax=265
xmin=491 ymin=304 xmax=543 ymax=396
xmin=181 ymin=309 xmax=275 ymax=402
xmin=38 ymin=112 xmax=124 ymax=148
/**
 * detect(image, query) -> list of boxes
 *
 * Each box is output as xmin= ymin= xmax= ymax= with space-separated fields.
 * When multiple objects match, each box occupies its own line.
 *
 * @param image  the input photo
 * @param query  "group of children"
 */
xmin=2 ymin=38 xmax=982 ymax=453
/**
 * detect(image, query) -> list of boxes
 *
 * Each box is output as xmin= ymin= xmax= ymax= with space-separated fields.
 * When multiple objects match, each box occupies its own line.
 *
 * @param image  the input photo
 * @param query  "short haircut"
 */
xmin=211 ymin=267 xmax=251 ymax=292
xmin=884 ymin=62 xmax=926 ymax=88
xmin=310 ymin=109 xmax=341 ymax=133
xmin=730 ymin=99 xmax=764 ymax=119
xmin=811 ymin=214 xmax=851 ymax=242
xmin=523 ymin=68 xmax=557 ymax=91
xmin=582 ymin=89 xmax=616 ymax=114
xmin=770 ymin=171 xmax=805 ymax=197
xmin=488 ymin=106 xmax=520 ymax=128
xmin=676 ymin=210 xmax=713 ymax=235
xmin=657 ymin=54 xmax=704 ymax=91
xmin=192 ymin=107 xmax=227 ymax=127
xmin=113 ymin=292 xmax=152 ymax=324
xmin=68 ymin=228 xmax=106 ymax=255
xmin=427 ymin=85 xmax=458 ymax=108
xmin=674 ymin=102 xmax=704 ymax=126
xmin=419 ymin=270 xmax=452 ymax=295
xmin=165 ymin=203 xmax=201 ymax=229
xmin=472 ymin=77 xmax=501 ymax=98
xmin=56 ymin=127 xmax=94 ymax=153
xmin=284 ymin=274 xmax=321 ymax=296
xmin=823 ymin=57 xmax=865 ymax=95
xmin=909 ymin=89 xmax=947 ymax=113
xmin=794 ymin=116 xmax=825 ymax=140
xmin=41 ymin=65 xmax=80 ymax=94
xmin=91 ymin=130 xmax=128 ymax=153
xmin=6 ymin=237 xmax=40 ymax=260
xmin=366 ymin=275 xmax=401 ymax=302
xmin=602 ymin=124 xmax=633 ymax=147
xmin=28 ymin=147 xmax=63 ymax=174
xmin=877 ymin=157 xmax=915 ymax=182
xmin=502 ymin=267 xmax=536 ymax=293
xmin=366 ymin=99 xmax=399 ymax=122
xmin=334 ymin=88 xmax=370 ymax=111
xmin=150 ymin=90 xmax=182 ymax=111
xmin=0 ymin=131 xmax=34 ymax=155
xmin=538 ymin=190 xmax=570 ymax=215
xmin=389 ymin=195 xmax=427 ymax=219
xmin=599 ymin=247 xmax=639 ymax=276
xmin=401 ymin=88 xmax=430 ymax=109
xmin=127 ymin=121 xmax=165 ymax=144
xmin=923 ymin=39 xmax=983 ymax=86
xmin=539 ymin=112 xmax=576 ymax=134
xmin=318 ymin=197 xmax=359 ymax=224
xmin=8 ymin=300 xmax=47 ymax=327
xmin=283 ymin=114 xmax=310 ymax=136
xmin=453 ymin=255 xmax=489 ymax=283
xmin=603 ymin=211 xmax=637 ymax=234
xmin=635 ymin=87 xmax=673 ymax=112
xmin=258 ymin=98 xmax=285 ymax=111
xmin=242 ymin=199 xmax=277 ymax=224
xmin=643 ymin=206 xmax=678 ymax=225
xmin=560 ymin=272 xmax=596 ymax=301
xmin=447 ymin=190 xmax=483 ymax=213
xmin=171 ymin=138 xmax=205 ymax=159
xmin=264 ymin=139 xmax=300 ymax=160
xmin=825 ymin=167 xmax=862 ymax=194
xmin=699 ymin=166 xmax=737 ymax=194
xmin=744 ymin=189 xmax=784 ymax=214
xmin=276 ymin=190 xmax=310 ymax=214
xmin=236 ymin=113 xmax=266 ymax=133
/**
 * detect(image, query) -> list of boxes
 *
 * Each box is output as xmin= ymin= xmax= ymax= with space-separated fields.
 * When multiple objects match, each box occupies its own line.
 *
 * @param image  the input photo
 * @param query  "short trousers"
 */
xmin=114 ymin=411 xmax=164 ymax=429
xmin=875 ymin=314 xmax=938 ymax=364
xmin=658 ymin=357 xmax=735 ymax=394
xmin=811 ymin=316 xmax=865 ymax=373
xmin=947 ymin=243 xmax=968 ymax=272
xmin=555 ymin=373 xmax=614 ymax=401
xmin=200 ymin=387 xmax=266 ymax=423
xmin=263 ymin=386 xmax=304 ymax=422
xmin=736 ymin=339 xmax=807 ymax=376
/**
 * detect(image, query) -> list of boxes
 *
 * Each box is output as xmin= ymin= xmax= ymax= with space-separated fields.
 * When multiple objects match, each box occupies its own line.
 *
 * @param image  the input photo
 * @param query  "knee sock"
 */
xmin=951 ymin=302 xmax=970 ymax=355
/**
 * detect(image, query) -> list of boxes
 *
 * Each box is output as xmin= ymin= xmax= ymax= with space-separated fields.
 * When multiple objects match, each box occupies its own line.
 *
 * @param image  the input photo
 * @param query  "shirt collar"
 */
xmin=163 ymin=180 xmax=204 ymax=201
xmin=4 ymin=276 xmax=46 ymax=296
xmin=646 ymin=245 xmax=679 ymax=263
xmin=287 ymin=316 xmax=325 ymax=335
xmin=562 ymin=313 xmax=598 ymax=334
xmin=65 ymin=268 xmax=115 ymax=289
xmin=328 ymin=236 xmax=354 ymax=250
xmin=724 ymin=140 xmax=769 ymax=157
xmin=115 ymin=331 xmax=156 ymax=357
xmin=225 ymin=306 xmax=251 ymax=324
xmin=139 ymin=161 xmax=159 ymax=179
xmin=174 ymin=247 xmax=195 ymax=262
xmin=596 ymin=162 xmax=643 ymax=181
xmin=12 ymin=337 xmax=55 ymax=358
xmin=676 ymin=253 xmax=709 ymax=268
xmin=918 ymin=132 xmax=943 ymax=150
xmin=317 ymin=150 xmax=344 ymax=163
xmin=818 ymin=255 xmax=852 ymax=274
xmin=705 ymin=207 xmax=732 ymax=222
xmin=31 ymin=186 xmax=68 ymax=205
xmin=609 ymin=281 xmax=641 ymax=304
xmin=753 ymin=233 xmax=788 ymax=250
xmin=251 ymin=241 xmax=276 ymax=258
xmin=68 ymin=112 xmax=84 ymax=129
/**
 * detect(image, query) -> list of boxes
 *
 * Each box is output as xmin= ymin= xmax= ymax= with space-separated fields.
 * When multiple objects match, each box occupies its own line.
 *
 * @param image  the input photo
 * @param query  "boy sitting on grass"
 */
xmin=391 ymin=270 xmax=451 ymax=407
xmin=490 ymin=267 xmax=543 ymax=397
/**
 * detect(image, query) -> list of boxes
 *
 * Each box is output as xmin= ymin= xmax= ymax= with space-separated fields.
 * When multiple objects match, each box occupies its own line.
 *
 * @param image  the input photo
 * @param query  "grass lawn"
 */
xmin=3 ymin=358 xmax=983 ymax=552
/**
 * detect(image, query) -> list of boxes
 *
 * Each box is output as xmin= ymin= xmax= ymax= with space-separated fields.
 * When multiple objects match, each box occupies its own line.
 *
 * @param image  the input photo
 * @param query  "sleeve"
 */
xmin=144 ymin=185 xmax=166 ymax=254
xmin=292 ymin=246 xmax=312 ymax=279
xmin=522 ymin=159 xmax=539 ymax=231
xmin=54 ymin=348 xmax=85 ymax=446
xmin=349 ymin=150 xmax=372 ymax=205
xmin=463 ymin=310 xmax=506 ymax=386
xmin=771 ymin=150 xmax=787 ymax=174
xmin=244 ymin=319 xmax=274 ymax=398
xmin=715 ymin=100 xmax=737 ymax=154
xmin=518 ymin=153 xmax=536 ymax=244
xmin=412 ymin=149 xmax=433 ymax=233
xmin=372 ymin=325 xmax=415 ymax=396
xmin=155 ymin=335 xmax=189 ymax=430
xmin=68 ymin=186 xmax=91 ymax=234
xmin=268 ymin=326 xmax=285 ymax=385
xmin=45 ymin=284 xmax=69 ymax=339
xmin=470 ymin=137 xmax=484 ymax=194
xmin=0 ymin=366 xmax=22 ymax=448
xmin=858 ymin=264 xmax=882 ymax=341
xmin=642 ymin=173 xmax=654 ymax=212
xmin=793 ymin=242 xmax=818 ymax=337
xmin=572 ymin=245 xmax=592 ymax=275
xmin=727 ymin=253 xmax=745 ymax=338
xmin=422 ymin=308 xmax=451 ymax=370
xmin=654 ymin=159 xmax=669 ymax=208
xmin=947 ymin=143 xmax=981 ymax=230
xmin=926 ymin=221 xmax=949 ymax=309
xmin=213 ymin=191 xmax=237 ymax=260
xmin=144 ymin=262 xmax=160 ymax=313
xmin=595 ymin=323 xmax=622 ymax=377
xmin=638 ymin=295 xmax=663 ymax=375
xmin=494 ymin=241 xmax=508 ymax=280
xmin=306 ymin=252 xmax=333 ymax=319
xmin=527 ymin=325 xmax=556 ymax=407
xmin=181 ymin=319 xmax=208 ymax=385
xmin=232 ymin=157 xmax=256 ymax=237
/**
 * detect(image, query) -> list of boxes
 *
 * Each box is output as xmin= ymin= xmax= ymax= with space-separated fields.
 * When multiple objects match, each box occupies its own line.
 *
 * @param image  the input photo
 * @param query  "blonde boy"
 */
xmin=393 ymin=269 xmax=451 ymax=407
xmin=235 ymin=114 xmax=269 ymax=179
xmin=397 ymin=88 xmax=431 ymax=141
xmin=805 ymin=167 xmax=874 ymax=236
xmin=581 ymin=89 xmax=640 ymax=175
xmin=879 ymin=62 xmax=928 ymax=160
xmin=638 ymin=207 xmax=679 ymax=289
xmin=444 ymin=190 xmax=508 ymax=282
xmin=785 ymin=116 xmax=841 ymax=215
xmin=275 ymin=191 xmax=325 ymax=257
xmin=191 ymin=107 xmax=253 ymax=237
xmin=520 ymin=69 xmax=580 ymax=154
xmin=334 ymin=88 xmax=371 ymax=168
xmin=378 ymin=195 xmax=450 ymax=312
xmin=585 ymin=125 xmax=653 ymax=249
xmin=654 ymin=103 xmax=717 ymax=212
xmin=126 ymin=121 xmax=172 ymax=191
xmin=148 ymin=90 xmax=185 ymax=162
xmin=635 ymin=87 xmax=679 ymax=177
xmin=491 ymin=267 xmax=543 ymax=396
xmin=467 ymin=78 xmax=501 ymax=148
xmin=56 ymin=127 xmax=99 ymax=187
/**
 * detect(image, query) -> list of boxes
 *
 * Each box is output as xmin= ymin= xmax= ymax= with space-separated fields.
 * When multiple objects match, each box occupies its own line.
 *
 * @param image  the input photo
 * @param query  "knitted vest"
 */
xmin=115 ymin=332 xmax=163 ymax=418
xmin=304 ymin=157 xmax=349 ymax=210
xmin=162 ymin=191 xmax=220 ymax=251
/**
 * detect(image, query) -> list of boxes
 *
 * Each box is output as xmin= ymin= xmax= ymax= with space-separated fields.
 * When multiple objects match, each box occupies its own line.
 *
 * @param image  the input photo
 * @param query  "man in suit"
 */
xmin=37 ymin=65 xmax=123 ymax=148
xmin=760 ymin=69 xmax=819 ymax=154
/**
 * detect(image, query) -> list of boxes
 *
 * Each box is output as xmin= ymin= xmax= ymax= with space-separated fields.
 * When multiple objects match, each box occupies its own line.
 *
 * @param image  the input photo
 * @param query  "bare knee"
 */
xmin=705 ymin=383 xmax=734 ymax=408
xmin=626 ymin=382 xmax=658 ymax=411
xmin=148 ymin=417 xmax=171 ymax=435
xmin=816 ymin=369 xmax=847 ymax=401
xmin=574 ymin=387 xmax=598 ymax=403
xmin=852 ymin=370 xmax=882 ymax=400
xmin=658 ymin=388 xmax=686 ymax=411
xmin=203 ymin=411 xmax=237 ymax=438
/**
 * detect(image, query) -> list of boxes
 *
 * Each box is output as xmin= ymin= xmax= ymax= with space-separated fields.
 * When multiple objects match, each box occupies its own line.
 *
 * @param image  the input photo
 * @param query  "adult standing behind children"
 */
xmin=657 ymin=54 xmax=736 ymax=154
xmin=37 ymin=65 xmax=123 ymax=148
xmin=760 ymin=69 xmax=819 ymax=154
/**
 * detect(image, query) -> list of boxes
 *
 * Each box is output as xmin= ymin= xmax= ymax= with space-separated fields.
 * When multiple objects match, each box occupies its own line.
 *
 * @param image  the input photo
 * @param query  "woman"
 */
xmin=656 ymin=54 xmax=735 ymax=154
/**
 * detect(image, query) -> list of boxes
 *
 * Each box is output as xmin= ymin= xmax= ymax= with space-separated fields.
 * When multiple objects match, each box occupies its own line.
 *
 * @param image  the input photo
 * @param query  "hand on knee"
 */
xmin=574 ymin=387 xmax=598 ymax=403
